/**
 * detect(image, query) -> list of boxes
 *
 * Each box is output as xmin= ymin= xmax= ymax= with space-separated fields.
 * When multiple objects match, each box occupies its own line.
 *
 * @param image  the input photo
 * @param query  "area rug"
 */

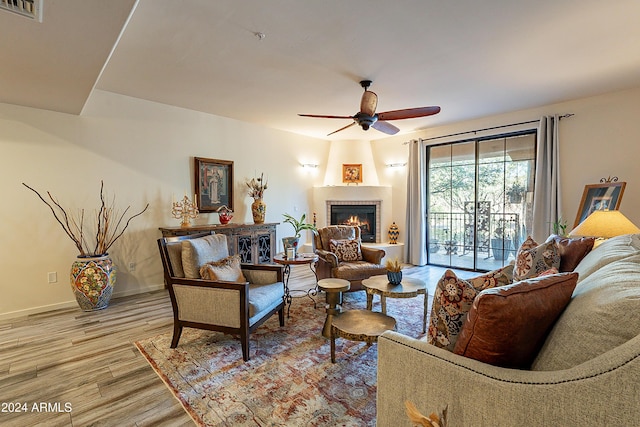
xmin=135 ymin=291 xmax=428 ymax=427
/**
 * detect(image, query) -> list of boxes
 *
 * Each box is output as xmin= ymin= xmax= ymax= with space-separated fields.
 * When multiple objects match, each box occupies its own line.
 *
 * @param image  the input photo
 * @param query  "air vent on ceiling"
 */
xmin=1 ymin=0 xmax=43 ymax=22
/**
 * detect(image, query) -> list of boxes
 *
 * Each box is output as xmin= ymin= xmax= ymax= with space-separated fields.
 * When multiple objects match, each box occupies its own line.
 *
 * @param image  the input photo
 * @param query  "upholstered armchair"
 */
xmin=157 ymin=232 xmax=285 ymax=361
xmin=313 ymin=225 xmax=386 ymax=292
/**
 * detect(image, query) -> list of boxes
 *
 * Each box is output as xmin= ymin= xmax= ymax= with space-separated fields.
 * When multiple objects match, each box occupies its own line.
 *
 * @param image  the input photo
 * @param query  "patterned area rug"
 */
xmin=135 ymin=290 xmax=428 ymax=426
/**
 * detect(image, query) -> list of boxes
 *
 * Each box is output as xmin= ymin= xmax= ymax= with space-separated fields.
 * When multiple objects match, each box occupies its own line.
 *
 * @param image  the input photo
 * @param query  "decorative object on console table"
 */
xmin=171 ymin=194 xmax=199 ymax=227
xmin=282 ymin=213 xmax=317 ymax=258
xmin=216 ymin=205 xmax=233 ymax=225
xmin=23 ymin=181 xmax=148 ymax=311
xmin=388 ymin=222 xmax=399 ymax=244
xmin=342 ymin=163 xmax=362 ymax=184
xmin=247 ymin=172 xmax=268 ymax=224
xmin=573 ymin=177 xmax=626 ymax=228
xmin=194 ymin=157 xmax=234 ymax=212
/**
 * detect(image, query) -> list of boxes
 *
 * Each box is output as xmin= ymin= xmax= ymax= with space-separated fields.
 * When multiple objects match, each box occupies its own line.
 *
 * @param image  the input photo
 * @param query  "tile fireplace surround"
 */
xmin=312 ymin=186 xmax=393 ymax=244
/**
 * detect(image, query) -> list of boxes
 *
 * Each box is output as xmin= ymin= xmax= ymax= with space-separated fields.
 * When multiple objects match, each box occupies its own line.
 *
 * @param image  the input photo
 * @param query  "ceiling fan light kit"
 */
xmin=299 ymin=80 xmax=440 ymax=136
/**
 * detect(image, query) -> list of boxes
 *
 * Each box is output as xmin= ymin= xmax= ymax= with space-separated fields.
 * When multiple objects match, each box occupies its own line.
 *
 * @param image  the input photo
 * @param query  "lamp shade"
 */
xmin=569 ymin=210 xmax=640 ymax=238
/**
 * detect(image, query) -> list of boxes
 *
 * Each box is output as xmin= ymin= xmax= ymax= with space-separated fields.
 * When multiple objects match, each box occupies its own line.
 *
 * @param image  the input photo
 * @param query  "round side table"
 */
xmin=362 ymin=275 xmax=428 ymax=333
xmin=317 ymin=278 xmax=350 ymax=338
xmin=273 ymin=253 xmax=319 ymax=318
xmin=330 ymin=309 xmax=396 ymax=363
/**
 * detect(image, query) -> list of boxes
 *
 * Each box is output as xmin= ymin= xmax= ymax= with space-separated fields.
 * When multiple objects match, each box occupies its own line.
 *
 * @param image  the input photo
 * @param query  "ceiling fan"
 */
xmin=298 ymin=80 xmax=440 ymax=136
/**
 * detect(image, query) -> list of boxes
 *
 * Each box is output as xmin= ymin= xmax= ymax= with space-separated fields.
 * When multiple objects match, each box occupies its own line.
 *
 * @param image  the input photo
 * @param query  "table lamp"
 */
xmin=569 ymin=210 xmax=640 ymax=246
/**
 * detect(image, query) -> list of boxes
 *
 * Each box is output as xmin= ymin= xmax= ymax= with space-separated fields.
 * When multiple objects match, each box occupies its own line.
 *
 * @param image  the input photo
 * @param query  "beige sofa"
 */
xmin=377 ymin=234 xmax=640 ymax=426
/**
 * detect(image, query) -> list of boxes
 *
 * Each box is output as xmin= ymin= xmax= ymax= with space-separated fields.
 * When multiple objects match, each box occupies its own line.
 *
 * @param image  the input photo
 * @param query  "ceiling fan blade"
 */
xmin=298 ymin=114 xmax=354 ymax=119
xmin=360 ymin=91 xmax=378 ymax=116
xmin=327 ymin=122 xmax=356 ymax=136
xmin=377 ymin=106 xmax=441 ymax=121
xmin=372 ymin=120 xmax=400 ymax=135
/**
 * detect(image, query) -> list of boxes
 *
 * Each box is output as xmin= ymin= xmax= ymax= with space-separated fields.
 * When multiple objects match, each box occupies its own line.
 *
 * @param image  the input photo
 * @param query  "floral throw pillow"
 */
xmin=513 ymin=236 xmax=561 ymax=282
xmin=428 ymin=267 xmax=515 ymax=351
xmin=329 ymin=238 xmax=363 ymax=262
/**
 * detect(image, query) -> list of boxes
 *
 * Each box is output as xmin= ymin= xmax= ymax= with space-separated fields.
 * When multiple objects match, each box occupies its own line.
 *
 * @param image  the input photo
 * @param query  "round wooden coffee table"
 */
xmin=317 ymin=278 xmax=350 ymax=338
xmin=362 ymin=275 xmax=428 ymax=333
xmin=330 ymin=309 xmax=396 ymax=363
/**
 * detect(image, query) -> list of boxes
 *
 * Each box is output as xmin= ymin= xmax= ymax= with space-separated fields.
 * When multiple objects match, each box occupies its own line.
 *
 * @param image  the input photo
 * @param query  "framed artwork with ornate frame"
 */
xmin=342 ymin=164 xmax=363 ymax=184
xmin=194 ymin=157 xmax=234 ymax=212
xmin=574 ymin=180 xmax=626 ymax=227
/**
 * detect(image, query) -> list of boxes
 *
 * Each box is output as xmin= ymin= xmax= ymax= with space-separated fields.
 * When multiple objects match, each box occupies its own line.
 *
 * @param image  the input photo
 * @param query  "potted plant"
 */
xmin=490 ymin=226 xmax=512 ymax=261
xmin=23 ymin=181 xmax=149 ymax=311
xmin=551 ymin=217 xmax=569 ymax=237
xmin=282 ymin=213 xmax=316 ymax=258
xmin=385 ymin=257 xmax=403 ymax=285
xmin=506 ymin=181 xmax=526 ymax=204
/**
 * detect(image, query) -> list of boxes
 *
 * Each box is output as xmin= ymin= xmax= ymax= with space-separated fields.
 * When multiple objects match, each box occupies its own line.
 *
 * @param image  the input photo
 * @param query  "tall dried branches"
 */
xmin=23 ymin=181 xmax=149 ymax=257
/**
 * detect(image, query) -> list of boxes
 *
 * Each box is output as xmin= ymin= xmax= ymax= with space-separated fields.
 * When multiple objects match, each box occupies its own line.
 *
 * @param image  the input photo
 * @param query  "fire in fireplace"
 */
xmin=330 ymin=204 xmax=376 ymax=242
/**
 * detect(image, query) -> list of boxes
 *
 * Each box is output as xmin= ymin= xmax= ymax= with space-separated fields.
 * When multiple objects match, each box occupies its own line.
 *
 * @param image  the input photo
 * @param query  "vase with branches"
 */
xmin=246 ymin=172 xmax=268 ymax=224
xmin=23 ymin=181 xmax=149 ymax=311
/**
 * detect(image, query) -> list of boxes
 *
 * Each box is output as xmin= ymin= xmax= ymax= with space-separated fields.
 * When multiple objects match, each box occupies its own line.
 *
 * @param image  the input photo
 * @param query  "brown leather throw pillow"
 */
xmin=453 ymin=272 xmax=578 ymax=369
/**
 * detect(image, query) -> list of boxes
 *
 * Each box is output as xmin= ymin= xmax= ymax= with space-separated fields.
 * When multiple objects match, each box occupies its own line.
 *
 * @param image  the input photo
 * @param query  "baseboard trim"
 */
xmin=0 ymin=283 xmax=166 ymax=322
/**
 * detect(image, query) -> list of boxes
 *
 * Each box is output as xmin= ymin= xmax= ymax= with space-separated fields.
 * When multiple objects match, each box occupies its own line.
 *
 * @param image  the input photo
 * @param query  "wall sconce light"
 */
xmin=386 ymin=163 xmax=407 ymax=168
xmin=301 ymin=163 xmax=319 ymax=169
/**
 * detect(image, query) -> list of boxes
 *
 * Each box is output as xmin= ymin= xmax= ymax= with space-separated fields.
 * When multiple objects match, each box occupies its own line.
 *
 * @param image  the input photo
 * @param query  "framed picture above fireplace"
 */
xmin=342 ymin=164 xmax=362 ymax=184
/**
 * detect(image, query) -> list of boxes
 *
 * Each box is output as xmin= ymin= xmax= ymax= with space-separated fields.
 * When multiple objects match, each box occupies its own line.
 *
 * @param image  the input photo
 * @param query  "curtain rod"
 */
xmin=416 ymin=113 xmax=574 ymax=143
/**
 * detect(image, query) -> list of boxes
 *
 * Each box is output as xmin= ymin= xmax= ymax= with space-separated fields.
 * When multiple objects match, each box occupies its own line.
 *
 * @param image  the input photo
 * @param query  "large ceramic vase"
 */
xmin=70 ymin=254 xmax=116 ymax=311
xmin=251 ymin=198 xmax=266 ymax=224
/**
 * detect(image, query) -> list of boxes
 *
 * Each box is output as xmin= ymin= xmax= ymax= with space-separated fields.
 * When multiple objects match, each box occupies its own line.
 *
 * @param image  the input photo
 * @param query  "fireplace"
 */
xmin=329 ymin=203 xmax=377 ymax=243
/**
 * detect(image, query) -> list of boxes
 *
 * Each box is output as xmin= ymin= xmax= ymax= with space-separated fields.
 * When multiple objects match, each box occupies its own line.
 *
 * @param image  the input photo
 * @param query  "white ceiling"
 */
xmin=2 ymin=0 xmax=640 ymax=141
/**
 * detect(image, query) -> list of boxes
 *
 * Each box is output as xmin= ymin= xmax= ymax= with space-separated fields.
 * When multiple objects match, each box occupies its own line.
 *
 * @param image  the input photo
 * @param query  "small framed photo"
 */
xmin=194 ymin=157 xmax=233 ymax=212
xmin=342 ymin=164 xmax=362 ymax=184
xmin=574 ymin=181 xmax=626 ymax=227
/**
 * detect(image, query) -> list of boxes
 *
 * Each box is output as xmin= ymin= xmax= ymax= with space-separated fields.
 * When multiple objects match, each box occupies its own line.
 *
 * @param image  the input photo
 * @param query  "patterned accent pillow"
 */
xmin=200 ymin=255 xmax=246 ymax=282
xmin=427 ymin=267 xmax=512 ymax=351
xmin=329 ymin=238 xmax=363 ymax=262
xmin=513 ymin=236 xmax=561 ymax=282
xmin=468 ymin=264 xmax=514 ymax=291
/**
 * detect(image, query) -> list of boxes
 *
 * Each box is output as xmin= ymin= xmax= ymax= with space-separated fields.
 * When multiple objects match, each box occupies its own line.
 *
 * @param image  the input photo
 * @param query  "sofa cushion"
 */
xmin=200 ymin=255 xmax=246 ymax=282
xmin=453 ymin=272 xmax=578 ymax=369
xmin=513 ymin=237 xmax=560 ymax=281
xmin=427 ymin=267 xmax=512 ymax=351
xmin=546 ymin=234 xmax=595 ymax=272
xmin=329 ymin=238 xmax=363 ymax=262
xmin=248 ymin=281 xmax=285 ymax=320
xmin=532 ymin=253 xmax=640 ymax=371
xmin=572 ymin=233 xmax=640 ymax=283
xmin=181 ymin=234 xmax=229 ymax=278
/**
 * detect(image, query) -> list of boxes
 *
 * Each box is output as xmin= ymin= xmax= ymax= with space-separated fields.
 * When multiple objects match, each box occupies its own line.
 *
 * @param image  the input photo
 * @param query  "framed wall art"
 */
xmin=573 ymin=180 xmax=626 ymax=227
xmin=342 ymin=164 xmax=362 ymax=184
xmin=194 ymin=157 xmax=233 ymax=212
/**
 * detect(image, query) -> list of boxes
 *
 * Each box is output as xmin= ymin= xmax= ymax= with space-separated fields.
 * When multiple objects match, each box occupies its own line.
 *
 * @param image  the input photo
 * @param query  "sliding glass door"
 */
xmin=427 ymin=131 xmax=536 ymax=271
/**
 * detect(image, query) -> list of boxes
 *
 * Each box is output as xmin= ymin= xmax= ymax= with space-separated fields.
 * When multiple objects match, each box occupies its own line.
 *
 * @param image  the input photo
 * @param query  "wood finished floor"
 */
xmin=0 ymin=263 xmax=471 ymax=426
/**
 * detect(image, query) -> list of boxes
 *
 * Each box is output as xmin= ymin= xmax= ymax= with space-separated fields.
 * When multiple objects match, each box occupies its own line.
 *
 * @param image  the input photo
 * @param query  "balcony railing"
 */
xmin=428 ymin=211 xmax=521 ymax=258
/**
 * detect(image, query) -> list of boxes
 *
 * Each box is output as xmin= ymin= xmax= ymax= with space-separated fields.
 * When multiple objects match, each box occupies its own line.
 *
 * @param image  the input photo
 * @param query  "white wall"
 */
xmin=3 ymin=85 xmax=639 ymax=318
xmin=372 ymin=86 xmax=640 ymax=249
xmin=0 ymin=90 xmax=329 ymax=319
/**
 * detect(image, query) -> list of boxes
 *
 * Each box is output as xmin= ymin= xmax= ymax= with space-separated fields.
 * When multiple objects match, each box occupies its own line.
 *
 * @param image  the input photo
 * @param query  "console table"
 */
xmin=159 ymin=223 xmax=278 ymax=265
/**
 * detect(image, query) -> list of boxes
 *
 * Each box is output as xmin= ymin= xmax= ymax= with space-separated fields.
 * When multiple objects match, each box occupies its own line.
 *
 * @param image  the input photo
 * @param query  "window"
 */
xmin=427 ymin=131 xmax=536 ymax=271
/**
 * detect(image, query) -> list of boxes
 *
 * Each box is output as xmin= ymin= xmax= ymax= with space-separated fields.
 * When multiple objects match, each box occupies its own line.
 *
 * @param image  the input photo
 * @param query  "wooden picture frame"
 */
xmin=342 ymin=164 xmax=362 ymax=184
xmin=573 ymin=181 xmax=626 ymax=227
xmin=194 ymin=157 xmax=233 ymax=212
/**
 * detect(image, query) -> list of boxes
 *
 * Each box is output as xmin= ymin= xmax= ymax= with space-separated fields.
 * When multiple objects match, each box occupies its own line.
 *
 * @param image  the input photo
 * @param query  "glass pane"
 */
xmin=427 ymin=130 xmax=536 ymax=272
